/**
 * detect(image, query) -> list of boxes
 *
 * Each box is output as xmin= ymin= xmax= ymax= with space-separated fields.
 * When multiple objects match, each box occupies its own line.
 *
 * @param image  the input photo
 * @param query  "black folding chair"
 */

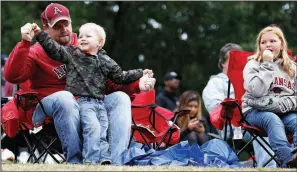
xmin=1 ymin=90 xmax=66 ymax=163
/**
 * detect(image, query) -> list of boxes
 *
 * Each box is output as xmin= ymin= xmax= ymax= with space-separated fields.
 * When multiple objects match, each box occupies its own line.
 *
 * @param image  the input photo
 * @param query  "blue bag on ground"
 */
xmin=200 ymin=139 xmax=242 ymax=167
xmin=116 ymin=139 xmax=242 ymax=168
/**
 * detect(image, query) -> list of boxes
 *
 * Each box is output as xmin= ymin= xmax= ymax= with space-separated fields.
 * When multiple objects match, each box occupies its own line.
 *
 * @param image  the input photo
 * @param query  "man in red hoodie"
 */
xmin=4 ymin=3 xmax=155 ymax=164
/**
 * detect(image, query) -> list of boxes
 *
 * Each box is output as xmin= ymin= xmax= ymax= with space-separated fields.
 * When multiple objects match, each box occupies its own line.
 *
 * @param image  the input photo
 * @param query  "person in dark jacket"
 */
xmin=156 ymin=71 xmax=181 ymax=111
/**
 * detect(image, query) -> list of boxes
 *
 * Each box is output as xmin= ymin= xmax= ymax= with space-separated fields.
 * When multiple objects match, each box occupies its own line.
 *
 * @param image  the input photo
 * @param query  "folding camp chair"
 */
xmin=1 ymin=83 xmax=65 ymax=164
xmin=128 ymin=89 xmax=190 ymax=150
xmin=214 ymin=49 xmax=295 ymax=167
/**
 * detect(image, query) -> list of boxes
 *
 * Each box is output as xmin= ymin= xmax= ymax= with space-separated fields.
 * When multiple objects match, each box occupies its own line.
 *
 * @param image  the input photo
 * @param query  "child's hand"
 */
xmin=21 ymin=23 xmax=35 ymax=41
xmin=262 ymin=49 xmax=274 ymax=62
xmin=31 ymin=23 xmax=41 ymax=35
xmin=143 ymin=69 xmax=154 ymax=78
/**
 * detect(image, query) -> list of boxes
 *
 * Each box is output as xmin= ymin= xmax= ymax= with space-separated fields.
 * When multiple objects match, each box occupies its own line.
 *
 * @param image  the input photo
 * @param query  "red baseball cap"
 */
xmin=41 ymin=3 xmax=71 ymax=27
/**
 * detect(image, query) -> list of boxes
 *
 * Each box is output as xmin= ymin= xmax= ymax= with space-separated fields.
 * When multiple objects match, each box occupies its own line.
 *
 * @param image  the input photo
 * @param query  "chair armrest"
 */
xmin=207 ymin=133 xmax=223 ymax=140
xmin=131 ymin=124 xmax=155 ymax=137
xmin=171 ymin=109 xmax=191 ymax=123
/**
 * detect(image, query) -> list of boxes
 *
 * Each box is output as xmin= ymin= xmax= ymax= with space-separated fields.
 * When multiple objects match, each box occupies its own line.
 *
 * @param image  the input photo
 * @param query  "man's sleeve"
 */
xmin=4 ymin=40 xmax=37 ymax=83
xmin=105 ymin=79 xmax=140 ymax=97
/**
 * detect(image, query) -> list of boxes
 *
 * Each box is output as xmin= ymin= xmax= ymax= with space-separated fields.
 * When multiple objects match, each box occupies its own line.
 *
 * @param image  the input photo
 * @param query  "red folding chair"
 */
xmin=1 ymin=82 xmax=65 ymax=163
xmin=128 ymin=89 xmax=189 ymax=150
xmin=214 ymin=49 xmax=295 ymax=167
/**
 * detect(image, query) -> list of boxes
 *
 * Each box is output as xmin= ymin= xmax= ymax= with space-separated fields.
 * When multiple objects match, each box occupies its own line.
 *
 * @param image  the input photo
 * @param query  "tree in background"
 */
xmin=1 ymin=1 xmax=296 ymax=95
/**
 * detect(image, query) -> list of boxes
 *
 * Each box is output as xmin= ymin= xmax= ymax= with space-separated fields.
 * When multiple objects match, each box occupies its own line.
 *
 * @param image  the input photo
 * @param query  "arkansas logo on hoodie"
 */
xmin=272 ymin=77 xmax=295 ymax=93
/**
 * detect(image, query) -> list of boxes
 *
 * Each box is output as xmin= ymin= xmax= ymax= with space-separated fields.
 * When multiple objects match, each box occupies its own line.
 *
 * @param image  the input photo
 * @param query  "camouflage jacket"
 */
xmin=35 ymin=30 xmax=143 ymax=99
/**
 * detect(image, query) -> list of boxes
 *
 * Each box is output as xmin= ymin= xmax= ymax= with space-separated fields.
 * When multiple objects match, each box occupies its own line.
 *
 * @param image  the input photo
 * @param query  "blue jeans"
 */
xmin=104 ymin=91 xmax=132 ymax=165
xmin=77 ymin=97 xmax=110 ymax=164
xmin=245 ymin=109 xmax=297 ymax=167
xmin=32 ymin=91 xmax=83 ymax=164
xmin=217 ymin=125 xmax=277 ymax=167
xmin=32 ymin=91 xmax=132 ymax=164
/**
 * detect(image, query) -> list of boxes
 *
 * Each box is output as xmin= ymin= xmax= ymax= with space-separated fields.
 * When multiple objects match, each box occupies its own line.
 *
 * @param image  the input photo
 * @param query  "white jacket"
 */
xmin=202 ymin=73 xmax=234 ymax=113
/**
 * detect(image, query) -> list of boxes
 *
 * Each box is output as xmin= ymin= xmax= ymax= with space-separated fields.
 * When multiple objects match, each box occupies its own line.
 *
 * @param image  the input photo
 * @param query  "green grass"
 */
xmin=2 ymin=164 xmax=296 ymax=171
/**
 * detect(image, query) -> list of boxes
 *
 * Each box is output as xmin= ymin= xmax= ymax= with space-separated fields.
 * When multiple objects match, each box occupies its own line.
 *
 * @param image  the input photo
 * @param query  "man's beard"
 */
xmin=58 ymin=36 xmax=71 ymax=45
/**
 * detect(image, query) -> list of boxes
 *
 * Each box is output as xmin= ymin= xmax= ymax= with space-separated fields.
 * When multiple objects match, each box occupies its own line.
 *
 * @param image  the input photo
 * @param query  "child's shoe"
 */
xmin=287 ymin=152 xmax=297 ymax=168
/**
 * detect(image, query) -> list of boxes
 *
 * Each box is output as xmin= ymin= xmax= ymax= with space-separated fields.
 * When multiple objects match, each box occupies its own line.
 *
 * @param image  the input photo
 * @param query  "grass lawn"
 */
xmin=2 ymin=164 xmax=297 ymax=171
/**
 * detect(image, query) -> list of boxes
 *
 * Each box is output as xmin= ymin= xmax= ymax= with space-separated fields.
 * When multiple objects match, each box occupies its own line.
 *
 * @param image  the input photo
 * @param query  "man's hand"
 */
xmin=139 ymin=75 xmax=156 ymax=91
xmin=21 ymin=23 xmax=35 ymax=41
xmin=262 ymin=49 xmax=274 ymax=62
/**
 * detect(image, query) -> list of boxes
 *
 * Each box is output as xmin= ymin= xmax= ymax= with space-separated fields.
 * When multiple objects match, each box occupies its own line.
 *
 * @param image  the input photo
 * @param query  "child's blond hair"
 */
xmin=80 ymin=23 xmax=106 ymax=48
xmin=254 ymin=25 xmax=295 ymax=78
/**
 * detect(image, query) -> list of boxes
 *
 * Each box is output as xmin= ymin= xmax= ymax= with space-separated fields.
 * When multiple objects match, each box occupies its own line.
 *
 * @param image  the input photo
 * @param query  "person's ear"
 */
xmin=98 ymin=38 xmax=104 ymax=48
xmin=43 ymin=24 xmax=48 ymax=31
xmin=219 ymin=62 xmax=223 ymax=68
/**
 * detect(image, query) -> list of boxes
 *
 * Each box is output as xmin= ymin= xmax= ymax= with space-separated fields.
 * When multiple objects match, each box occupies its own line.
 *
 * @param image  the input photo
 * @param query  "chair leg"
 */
xmin=224 ymin=121 xmax=228 ymax=141
xmin=136 ymin=130 xmax=151 ymax=150
xmin=246 ymin=151 xmax=257 ymax=167
xmin=27 ymin=134 xmax=42 ymax=163
xmin=13 ymin=136 xmax=18 ymax=163
xmin=249 ymin=132 xmax=281 ymax=167
xmin=27 ymin=130 xmax=65 ymax=164
xmin=236 ymin=136 xmax=254 ymax=156
xmin=153 ymin=143 xmax=157 ymax=149
xmin=165 ymin=131 xmax=173 ymax=146
xmin=42 ymin=153 xmax=48 ymax=163
xmin=262 ymin=154 xmax=278 ymax=167
xmin=158 ymin=130 xmax=174 ymax=150
xmin=128 ymin=130 xmax=135 ymax=149
xmin=33 ymin=136 xmax=61 ymax=164
xmin=156 ymin=128 xmax=174 ymax=150
xmin=21 ymin=131 xmax=39 ymax=163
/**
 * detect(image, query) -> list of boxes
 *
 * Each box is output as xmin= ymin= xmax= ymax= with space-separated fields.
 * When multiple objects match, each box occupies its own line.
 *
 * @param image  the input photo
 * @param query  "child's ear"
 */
xmin=98 ymin=39 xmax=103 ymax=47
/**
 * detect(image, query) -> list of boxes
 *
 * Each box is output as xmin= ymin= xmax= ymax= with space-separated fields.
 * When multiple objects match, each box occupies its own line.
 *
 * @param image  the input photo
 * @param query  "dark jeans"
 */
xmin=180 ymin=131 xmax=209 ymax=146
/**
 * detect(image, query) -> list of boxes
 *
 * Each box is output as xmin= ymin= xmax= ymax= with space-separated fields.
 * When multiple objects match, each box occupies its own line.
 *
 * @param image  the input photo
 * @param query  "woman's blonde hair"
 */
xmin=254 ymin=25 xmax=295 ymax=78
xmin=79 ymin=23 xmax=106 ymax=48
xmin=176 ymin=90 xmax=202 ymax=131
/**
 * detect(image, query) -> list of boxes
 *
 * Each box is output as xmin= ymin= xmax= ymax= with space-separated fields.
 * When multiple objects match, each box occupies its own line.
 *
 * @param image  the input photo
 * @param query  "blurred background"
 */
xmin=1 ymin=1 xmax=297 ymax=95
